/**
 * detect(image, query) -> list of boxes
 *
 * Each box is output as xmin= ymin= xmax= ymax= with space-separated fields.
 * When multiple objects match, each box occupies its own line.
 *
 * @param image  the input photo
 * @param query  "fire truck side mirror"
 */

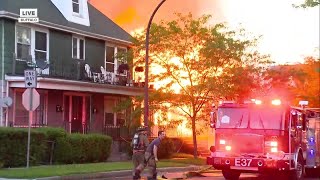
xmin=210 ymin=112 xmax=216 ymax=128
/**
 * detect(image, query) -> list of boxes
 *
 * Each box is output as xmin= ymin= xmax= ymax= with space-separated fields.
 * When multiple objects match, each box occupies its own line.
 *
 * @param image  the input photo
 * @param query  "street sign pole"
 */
xmin=26 ymin=87 xmax=33 ymax=168
xmin=24 ymin=69 xmax=37 ymax=168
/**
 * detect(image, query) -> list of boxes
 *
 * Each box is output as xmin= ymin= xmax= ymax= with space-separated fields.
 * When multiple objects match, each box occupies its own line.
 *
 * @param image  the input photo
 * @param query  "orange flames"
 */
xmin=89 ymin=0 xmax=224 ymax=33
xmin=88 ymin=0 xmax=223 ymax=137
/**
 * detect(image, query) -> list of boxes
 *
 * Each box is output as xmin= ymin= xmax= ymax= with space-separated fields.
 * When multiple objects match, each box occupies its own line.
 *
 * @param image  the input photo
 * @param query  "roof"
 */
xmin=0 ymin=0 xmax=132 ymax=44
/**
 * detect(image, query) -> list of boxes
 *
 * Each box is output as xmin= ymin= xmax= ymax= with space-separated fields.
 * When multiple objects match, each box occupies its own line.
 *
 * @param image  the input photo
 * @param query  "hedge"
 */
xmin=53 ymin=133 xmax=112 ymax=164
xmin=0 ymin=127 xmax=46 ymax=167
xmin=0 ymin=127 xmax=112 ymax=167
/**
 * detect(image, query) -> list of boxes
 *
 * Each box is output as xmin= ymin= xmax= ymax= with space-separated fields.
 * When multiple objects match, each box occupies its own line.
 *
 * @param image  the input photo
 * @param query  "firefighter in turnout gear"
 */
xmin=134 ymin=130 xmax=166 ymax=180
xmin=132 ymin=126 xmax=149 ymax=179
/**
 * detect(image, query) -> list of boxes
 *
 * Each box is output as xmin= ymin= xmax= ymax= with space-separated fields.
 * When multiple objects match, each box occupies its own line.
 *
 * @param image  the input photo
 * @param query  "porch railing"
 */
xmin=103 ymin=125 xmax=129 ymax=140
xmin=10 ymin=53 xmax=142 ymax=87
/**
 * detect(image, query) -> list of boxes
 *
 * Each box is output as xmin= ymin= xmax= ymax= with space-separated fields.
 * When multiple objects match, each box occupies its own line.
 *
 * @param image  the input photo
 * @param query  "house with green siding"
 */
xmin=0 ymin=0 xmax=144 ymax=140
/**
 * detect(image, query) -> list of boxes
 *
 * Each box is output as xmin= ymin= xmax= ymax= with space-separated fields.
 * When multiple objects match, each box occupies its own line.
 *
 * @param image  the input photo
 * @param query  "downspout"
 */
xmin=1 ymin=19 xmax=4 ymax=127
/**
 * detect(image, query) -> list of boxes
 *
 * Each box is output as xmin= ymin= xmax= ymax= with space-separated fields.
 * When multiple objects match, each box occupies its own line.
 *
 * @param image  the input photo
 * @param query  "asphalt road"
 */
xmin=97 ymin=170 xmax=320 ymax=180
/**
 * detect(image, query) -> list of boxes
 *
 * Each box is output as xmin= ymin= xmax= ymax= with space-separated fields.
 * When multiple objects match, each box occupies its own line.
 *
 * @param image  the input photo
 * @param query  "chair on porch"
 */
xmin=35 ymin=58 xmax=49 ymax=75
xmin=100 ymin=66 xmax=113 ymax=84
xmin=84 ymin=64 xmax=92 ymax=80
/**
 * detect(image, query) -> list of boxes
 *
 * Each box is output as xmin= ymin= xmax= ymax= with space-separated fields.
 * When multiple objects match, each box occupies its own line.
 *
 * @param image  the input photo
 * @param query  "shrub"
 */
xmin=53 ymin=137 xmax=73 ymax=164
xmin=0 ymin=127 xmax=46 ymax=167
xmin=158 ymin=137 xmax=175 ymax=159
xmin=36 ymin=127 xmax=67 ymax=140
xmin=35 ymin=127 xmax=67 ymax=164
xmin=0 ymin=127 xmax=112 ymax=166
xmin=53 ymin=133 xmax=112 ymax=164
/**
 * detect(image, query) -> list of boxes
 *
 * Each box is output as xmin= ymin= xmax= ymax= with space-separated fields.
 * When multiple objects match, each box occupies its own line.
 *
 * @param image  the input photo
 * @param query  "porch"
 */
xmin=10 ymin=53 xmax=147 ymax=88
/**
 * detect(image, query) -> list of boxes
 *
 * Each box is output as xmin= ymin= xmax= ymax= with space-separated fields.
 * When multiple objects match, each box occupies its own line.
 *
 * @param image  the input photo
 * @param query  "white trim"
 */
xmin=104 ymin=43 xmax=128 ymax=75
xmin=15 ymin=24 xmax=50 ymax=67
xmin=72 ymin=0 xmax=80 ymax=14
xmin=72 ymin=35 xmax=85 ymax=60
xmin=5 ymin=75 xmax=143 ymax=96
xmin=1 ymin=19 xmax=4 ymax=126
xmin=105 ymin=45 xmax=115 ymax=73
xmin=116 ymin=47 xmax=128 ymax=76
xmin=0 ymin=12 xmax=132 ymax=45
xmin=15 ymin=25 xmax=31 ymax=61
xmin=51 ymin=0 xmax=90 ymax=26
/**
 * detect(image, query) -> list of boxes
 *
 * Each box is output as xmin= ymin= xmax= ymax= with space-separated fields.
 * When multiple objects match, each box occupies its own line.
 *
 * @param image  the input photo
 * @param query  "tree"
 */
xmin=263 ymin=56 xmax=320 ymax=107
xmin=292 ymin=57 xmax=320 ymax=107
xmin=293 ymin=0 xmax=320 ymax=8
xmin=131 ymin=13 xmax=270 ymax=158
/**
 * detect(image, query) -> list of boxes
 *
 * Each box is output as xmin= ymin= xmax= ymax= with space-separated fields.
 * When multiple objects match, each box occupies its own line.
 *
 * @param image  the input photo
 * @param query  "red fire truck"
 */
xmin=206 ymin=99 xmax=319 ymax=179
xmin=305 ymin=108 xmax=320 ymax=177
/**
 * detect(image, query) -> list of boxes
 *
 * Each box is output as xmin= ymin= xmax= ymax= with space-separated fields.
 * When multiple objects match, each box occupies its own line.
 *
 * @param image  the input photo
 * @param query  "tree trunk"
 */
xmin=192 ymin=116 xmax=198 ymax=158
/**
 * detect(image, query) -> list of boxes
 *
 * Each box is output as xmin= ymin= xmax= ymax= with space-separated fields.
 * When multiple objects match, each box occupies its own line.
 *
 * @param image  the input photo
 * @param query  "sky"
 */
xmin=89 ymin=0 xmax=319 ymax=64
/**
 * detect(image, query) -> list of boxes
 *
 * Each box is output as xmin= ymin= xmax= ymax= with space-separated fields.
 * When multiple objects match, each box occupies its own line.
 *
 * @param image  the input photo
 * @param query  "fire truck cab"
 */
xmin=206 ymin=99 xmax=318 ymax=179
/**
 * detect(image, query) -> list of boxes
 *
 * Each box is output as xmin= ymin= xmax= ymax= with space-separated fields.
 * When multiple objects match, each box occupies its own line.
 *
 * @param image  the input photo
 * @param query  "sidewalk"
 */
xmin=0 ymin=166 xmax=205 ymax=180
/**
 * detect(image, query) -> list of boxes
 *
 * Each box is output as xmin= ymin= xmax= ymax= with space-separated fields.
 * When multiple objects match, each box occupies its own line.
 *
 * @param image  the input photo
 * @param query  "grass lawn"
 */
xmin=0 ymin=158 xmax=206 ymax=179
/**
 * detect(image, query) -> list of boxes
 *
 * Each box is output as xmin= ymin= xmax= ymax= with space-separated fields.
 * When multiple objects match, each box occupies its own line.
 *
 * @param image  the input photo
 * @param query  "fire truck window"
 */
xmin=216 ymin=108 xmax=249 ymax=128
xmin=250 ymin=108 xmax=284 ymax=130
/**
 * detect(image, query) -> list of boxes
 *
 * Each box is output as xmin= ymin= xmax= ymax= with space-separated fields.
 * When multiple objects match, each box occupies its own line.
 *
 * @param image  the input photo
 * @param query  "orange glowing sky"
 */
xmin=89 ymin=0 xmax=319 ymax=64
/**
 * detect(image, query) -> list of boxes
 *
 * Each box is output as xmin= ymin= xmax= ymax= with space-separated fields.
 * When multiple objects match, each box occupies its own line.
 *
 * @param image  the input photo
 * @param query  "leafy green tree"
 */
xmin=293 ymin=0 xmax=320 ymax=8
xmin=131 ymin=13 xmax=270 ymax=158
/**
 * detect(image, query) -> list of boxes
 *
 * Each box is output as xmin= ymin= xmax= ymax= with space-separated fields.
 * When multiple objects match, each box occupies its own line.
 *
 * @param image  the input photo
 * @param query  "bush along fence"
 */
xmin=0 ymin=127 xmax=112 ymax=168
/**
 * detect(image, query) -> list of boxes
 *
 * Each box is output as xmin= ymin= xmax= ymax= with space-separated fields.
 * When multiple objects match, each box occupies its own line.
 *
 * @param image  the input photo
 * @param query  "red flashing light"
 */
xmin=255 ymin=100 xmax=262 ymax=105
xmin=271 ymin=99 xmax=281 ymax=105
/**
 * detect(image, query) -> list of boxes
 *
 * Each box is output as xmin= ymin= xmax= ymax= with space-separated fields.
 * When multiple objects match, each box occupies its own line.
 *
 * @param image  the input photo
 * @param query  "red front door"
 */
xmin=64 ymin=94 xmax=87 ymax=133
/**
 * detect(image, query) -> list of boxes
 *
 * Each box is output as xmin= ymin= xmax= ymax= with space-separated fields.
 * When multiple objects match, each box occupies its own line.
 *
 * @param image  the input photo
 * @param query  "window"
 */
xmin=14 ymin=90 xmax=47 ymax=127
xmin=105 ymin=46 xmax=115 ymax=72
xmin=72 ymin=37 xmax=85 ymax=59
xmin=35 ymin=31 xmax=47 ymax=60
xmin=16 ymin=26 xmax=48 ymax=63
xmin=16 ymin=26 xmax=31 ymax=60
xmin=72 ymin=0 xmax=80 ymax=14
xmin=116 ymin=48 xmax=127 ymax=75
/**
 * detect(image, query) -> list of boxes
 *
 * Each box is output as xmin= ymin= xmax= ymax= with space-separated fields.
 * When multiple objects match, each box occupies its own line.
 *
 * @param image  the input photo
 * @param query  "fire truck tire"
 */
xmin=222 ymin=170 xmax=241 ymax=180
xmin=288 ymin=154 xmax=305 ymax=180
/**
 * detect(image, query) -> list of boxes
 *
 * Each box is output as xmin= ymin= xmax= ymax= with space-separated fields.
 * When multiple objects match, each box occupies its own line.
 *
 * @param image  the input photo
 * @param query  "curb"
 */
xmin=35 ymin=166 xmax=205 ymax=180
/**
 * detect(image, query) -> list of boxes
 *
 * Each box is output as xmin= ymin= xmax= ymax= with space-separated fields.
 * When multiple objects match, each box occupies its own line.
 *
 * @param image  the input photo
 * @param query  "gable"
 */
xmin=0 ymin=0 xmax=132 ymax=44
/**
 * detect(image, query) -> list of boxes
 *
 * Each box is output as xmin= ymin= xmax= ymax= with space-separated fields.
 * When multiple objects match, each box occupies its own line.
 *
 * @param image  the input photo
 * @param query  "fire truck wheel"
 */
xmin=288 ymin=154 xmax=305 ymax=180
xmin=222 ymin=170 xmax=241 ymax=180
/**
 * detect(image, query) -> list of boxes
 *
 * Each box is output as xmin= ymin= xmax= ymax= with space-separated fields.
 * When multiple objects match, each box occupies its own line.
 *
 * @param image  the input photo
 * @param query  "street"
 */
xmin=99 ymin=170 xmax=320 ymax=180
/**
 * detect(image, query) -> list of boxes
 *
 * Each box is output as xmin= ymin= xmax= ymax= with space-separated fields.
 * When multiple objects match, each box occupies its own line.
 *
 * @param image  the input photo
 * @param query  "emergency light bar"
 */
xmin=219 ymin=99 xmax=283 ymax=106
xmin=219 ymin=100 xmax=235 ymax=105
xmin=271 ymin=99 xmax=281 ymax=105
xmin=299 ymin=100 xmax=308 ymax=106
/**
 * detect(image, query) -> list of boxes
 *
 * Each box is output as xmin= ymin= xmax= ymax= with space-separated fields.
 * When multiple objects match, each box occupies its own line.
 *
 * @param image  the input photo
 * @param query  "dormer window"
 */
xmin=72 ymin=0 xmax=80 ymax=14
xmin=51 ymin=0 xmax=90 ymax=26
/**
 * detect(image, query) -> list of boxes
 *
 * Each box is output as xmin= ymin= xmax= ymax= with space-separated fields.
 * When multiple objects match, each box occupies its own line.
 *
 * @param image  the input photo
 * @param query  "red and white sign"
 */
xmin=22 ymin=89 xmax=40 ymax=111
